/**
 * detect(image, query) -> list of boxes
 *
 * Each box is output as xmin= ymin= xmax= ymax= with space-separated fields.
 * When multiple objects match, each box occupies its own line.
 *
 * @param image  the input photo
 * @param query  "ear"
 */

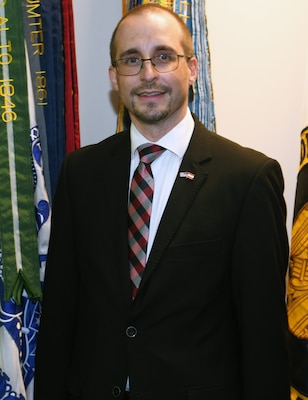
xmin=188 ymin=57 xmax=198 ymax=86
xmin=109 ymin=66 xmax=119 ymax=91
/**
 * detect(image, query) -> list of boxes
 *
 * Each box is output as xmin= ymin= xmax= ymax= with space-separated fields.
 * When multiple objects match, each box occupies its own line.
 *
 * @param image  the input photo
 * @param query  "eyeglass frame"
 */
xmin=111 ymin=54 xmax=192 ymax=76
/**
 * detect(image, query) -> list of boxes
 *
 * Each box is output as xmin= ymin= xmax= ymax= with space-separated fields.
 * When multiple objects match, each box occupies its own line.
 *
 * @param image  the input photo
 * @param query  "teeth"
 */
xmin=142 ymin=92 xmax=160 ymax=96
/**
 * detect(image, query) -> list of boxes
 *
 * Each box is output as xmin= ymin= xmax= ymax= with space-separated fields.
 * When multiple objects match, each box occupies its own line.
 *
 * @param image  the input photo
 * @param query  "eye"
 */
xmin=124 ymin=57 xmax=140 ymax=65
xmin=154 ymin=53 xmax=174 ymax=64
xmin=157 ymin=53 xmax=170 ymax=61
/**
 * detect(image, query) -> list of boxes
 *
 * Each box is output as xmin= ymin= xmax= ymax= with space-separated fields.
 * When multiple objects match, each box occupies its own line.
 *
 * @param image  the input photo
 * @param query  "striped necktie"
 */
xmin=128 ymin=143 xmax=166 ymax=299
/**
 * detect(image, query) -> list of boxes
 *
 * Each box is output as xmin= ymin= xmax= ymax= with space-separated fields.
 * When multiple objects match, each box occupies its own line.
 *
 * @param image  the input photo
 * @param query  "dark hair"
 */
xmin=109 ymin=4 xmax=194 ymax=63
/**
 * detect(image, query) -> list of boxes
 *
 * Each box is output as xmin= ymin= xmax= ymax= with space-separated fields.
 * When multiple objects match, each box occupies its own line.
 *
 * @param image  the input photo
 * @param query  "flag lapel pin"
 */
xmin=179 ymin=171 xmax=195 ymax=180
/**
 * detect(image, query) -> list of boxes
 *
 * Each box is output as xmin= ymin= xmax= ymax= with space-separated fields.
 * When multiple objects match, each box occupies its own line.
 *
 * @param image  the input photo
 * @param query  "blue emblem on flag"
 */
xmin=0 ymin=368 xmax=25 ymax=400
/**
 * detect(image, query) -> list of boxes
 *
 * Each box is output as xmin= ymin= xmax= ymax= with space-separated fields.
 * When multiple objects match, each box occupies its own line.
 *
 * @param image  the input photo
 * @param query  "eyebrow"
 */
xmin=118 ymin=45 xmax=177 ymax=59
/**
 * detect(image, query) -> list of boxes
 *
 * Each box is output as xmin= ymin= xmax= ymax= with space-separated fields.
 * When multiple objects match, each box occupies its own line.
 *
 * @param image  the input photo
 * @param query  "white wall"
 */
xmin=206 ymin=0 xmax=308 ymax=237
xmin=72 ymin=0 xmax=308 ymax=237
xmin=72 ymin=0 xmax=122 ymax=145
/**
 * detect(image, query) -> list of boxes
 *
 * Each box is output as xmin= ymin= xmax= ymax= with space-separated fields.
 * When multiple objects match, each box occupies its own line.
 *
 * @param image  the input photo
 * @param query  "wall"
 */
xmin=206 ymin=0 xmax=308 ymax=237
xmin=72 ymin=0 xmax=308 ymax=237
xmin=72 ymin=0 xmax=122 ymax=145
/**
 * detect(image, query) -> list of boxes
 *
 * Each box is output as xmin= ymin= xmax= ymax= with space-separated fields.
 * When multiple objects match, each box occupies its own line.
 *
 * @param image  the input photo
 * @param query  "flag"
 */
xmin=0 ymin=1 xmax=79 ymax=399
xmin=119 ymin=0 xmax=215 ymax=132
xmin=23 ymin=0 xmax=79 ymax=200
xmin=287 ymin=55 xmax=308 ymax=400
xmin=0 ymin=0 xmax=40 ymax=305
xmin=62 ymin=0 xmax=80 ymax=153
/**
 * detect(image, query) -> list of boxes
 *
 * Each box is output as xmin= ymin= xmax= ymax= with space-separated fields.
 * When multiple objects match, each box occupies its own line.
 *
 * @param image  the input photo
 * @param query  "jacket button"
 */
xmin=126 ymin=325 xmax=137 ymax=337
xmin=112 ymin=386 xmax=121 ymax=398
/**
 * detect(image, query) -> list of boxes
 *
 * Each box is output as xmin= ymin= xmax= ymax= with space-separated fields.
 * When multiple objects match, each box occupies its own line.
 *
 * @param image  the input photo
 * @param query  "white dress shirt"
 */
xmin=129 ymin=108 xmax=195 ymax=259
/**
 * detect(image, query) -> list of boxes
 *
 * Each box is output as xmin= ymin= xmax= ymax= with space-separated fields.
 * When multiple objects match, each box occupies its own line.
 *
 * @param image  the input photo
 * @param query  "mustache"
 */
xmin=130 ymin=84 xmax=172 ymax=96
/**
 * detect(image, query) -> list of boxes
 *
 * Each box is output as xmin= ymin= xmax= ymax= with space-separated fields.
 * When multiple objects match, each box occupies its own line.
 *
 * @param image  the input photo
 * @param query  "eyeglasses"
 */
xmin=112 ymin=54 xmax=191 ymax=76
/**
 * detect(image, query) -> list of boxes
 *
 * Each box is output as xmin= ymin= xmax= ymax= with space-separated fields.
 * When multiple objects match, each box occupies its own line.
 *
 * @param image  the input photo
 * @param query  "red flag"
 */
xmin=62 ymin=0 xmax=80 ymax=152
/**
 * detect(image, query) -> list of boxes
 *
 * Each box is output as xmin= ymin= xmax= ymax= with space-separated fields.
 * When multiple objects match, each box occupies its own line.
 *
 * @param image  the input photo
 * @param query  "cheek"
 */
xmin=174 ymin=68 xmax=193 ymax=87
xmin=117 ymin=85 xmax=135 ymax=109
xmin=117 ymin=85 xmax=131 ymax=102
xmin=116 ymin=77 xmax=135 ymax=97
xmin=173 ymin=76 xmax=191 ymax=95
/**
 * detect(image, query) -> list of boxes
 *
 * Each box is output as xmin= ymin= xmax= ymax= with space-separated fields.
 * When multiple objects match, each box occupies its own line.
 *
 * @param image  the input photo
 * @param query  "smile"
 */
xmin=138 ymin=91 xmax=164 ymax=97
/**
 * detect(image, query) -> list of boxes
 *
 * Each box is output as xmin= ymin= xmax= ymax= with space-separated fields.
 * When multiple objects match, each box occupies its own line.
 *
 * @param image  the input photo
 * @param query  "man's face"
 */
xmin=109 ymin=10 xmax=197 ymax=134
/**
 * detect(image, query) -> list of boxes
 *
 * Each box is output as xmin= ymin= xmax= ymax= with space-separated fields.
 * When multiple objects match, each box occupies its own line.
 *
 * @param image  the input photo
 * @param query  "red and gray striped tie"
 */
xmin=128 ymin=143 xmax=166 ymax=299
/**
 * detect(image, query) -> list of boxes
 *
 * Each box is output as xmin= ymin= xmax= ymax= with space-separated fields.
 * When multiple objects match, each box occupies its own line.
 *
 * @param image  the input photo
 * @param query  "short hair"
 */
xmin=109 ymin=4 xmax=194 ymax=63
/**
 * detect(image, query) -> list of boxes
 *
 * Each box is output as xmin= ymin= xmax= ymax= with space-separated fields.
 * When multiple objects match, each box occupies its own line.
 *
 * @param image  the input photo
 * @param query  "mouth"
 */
xmin=137 ymin=90 xmax=165 ymax=98
xmin=132 ymin=85 xmax=170 ymax=99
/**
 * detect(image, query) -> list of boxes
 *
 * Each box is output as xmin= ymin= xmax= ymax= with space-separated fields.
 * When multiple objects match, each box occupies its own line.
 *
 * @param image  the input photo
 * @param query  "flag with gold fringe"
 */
xmin=287 ymin=54 xmax=308 ymax=400
xmin=118 ymin=0 xmax=215 ymax=132
xmin=0 ymin=1 xmax=79 ymax=399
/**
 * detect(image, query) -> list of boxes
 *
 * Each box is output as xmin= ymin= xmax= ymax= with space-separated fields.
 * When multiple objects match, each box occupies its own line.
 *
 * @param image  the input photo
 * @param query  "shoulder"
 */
xmin=69 ymin=130 xmax=129 ymax=160
xmin=63 ymin=130 xmax=130 ymax=171
xmin=191 ymin=114 xmax=284 ymax=190
xmin=192 ymin=114 xmax=280 ymax=171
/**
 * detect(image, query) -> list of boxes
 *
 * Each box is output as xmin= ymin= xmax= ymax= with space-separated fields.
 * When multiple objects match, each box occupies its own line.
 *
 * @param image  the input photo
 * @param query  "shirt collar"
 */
xmin=130 ymin=108 xmax=194 ymax=159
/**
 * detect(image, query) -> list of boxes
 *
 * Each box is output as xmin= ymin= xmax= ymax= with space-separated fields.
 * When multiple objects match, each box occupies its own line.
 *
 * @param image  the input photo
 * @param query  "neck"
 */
xmin=130 ymin=110 xmax=187 ymax=142
xmin=132 ymin=123 xmax=170 ymax=142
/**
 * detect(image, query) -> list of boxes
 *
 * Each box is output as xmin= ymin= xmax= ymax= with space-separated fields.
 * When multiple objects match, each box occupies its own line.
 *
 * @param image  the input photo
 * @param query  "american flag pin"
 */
xmin=179 ymin=171 xmax=195 ymax=180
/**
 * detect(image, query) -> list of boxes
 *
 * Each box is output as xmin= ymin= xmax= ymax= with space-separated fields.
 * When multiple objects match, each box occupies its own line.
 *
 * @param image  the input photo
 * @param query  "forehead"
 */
xmin=114 ymin=11 xmax=184 ymax=57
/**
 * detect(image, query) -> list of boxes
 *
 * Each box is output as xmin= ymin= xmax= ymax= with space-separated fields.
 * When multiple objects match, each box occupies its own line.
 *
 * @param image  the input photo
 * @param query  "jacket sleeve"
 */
xmin=232 ymin=158 xmax=290 ymax=399
xmin=34 ymin=153 xmax=79 ymax=400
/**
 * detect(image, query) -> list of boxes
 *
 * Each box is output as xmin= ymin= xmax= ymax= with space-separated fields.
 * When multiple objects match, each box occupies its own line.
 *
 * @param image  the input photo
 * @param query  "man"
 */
xmin=34 ymin=4 xmax=290 ymax=400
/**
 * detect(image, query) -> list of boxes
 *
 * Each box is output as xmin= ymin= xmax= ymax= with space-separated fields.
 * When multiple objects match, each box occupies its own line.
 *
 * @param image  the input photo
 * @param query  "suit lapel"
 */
xmin=102 ymin=131 xmax=131 ymax=226
xmin=138 ymin=122 xmax=213 ymax=294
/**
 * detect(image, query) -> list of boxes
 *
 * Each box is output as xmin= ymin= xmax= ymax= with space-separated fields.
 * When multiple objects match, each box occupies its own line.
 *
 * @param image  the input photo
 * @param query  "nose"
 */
xmin=140 ymin=59 xmax=159 ymax=81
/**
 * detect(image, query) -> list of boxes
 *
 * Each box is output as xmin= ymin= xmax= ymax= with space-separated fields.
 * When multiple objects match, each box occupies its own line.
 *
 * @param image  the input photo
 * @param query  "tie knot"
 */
xmin=138 ymin=144 xmax=166 ymax=165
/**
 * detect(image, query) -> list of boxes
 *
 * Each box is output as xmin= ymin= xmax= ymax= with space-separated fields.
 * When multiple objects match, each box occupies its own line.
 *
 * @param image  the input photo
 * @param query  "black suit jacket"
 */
xmin=34 ymin=115 xmax=290 ymax=400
